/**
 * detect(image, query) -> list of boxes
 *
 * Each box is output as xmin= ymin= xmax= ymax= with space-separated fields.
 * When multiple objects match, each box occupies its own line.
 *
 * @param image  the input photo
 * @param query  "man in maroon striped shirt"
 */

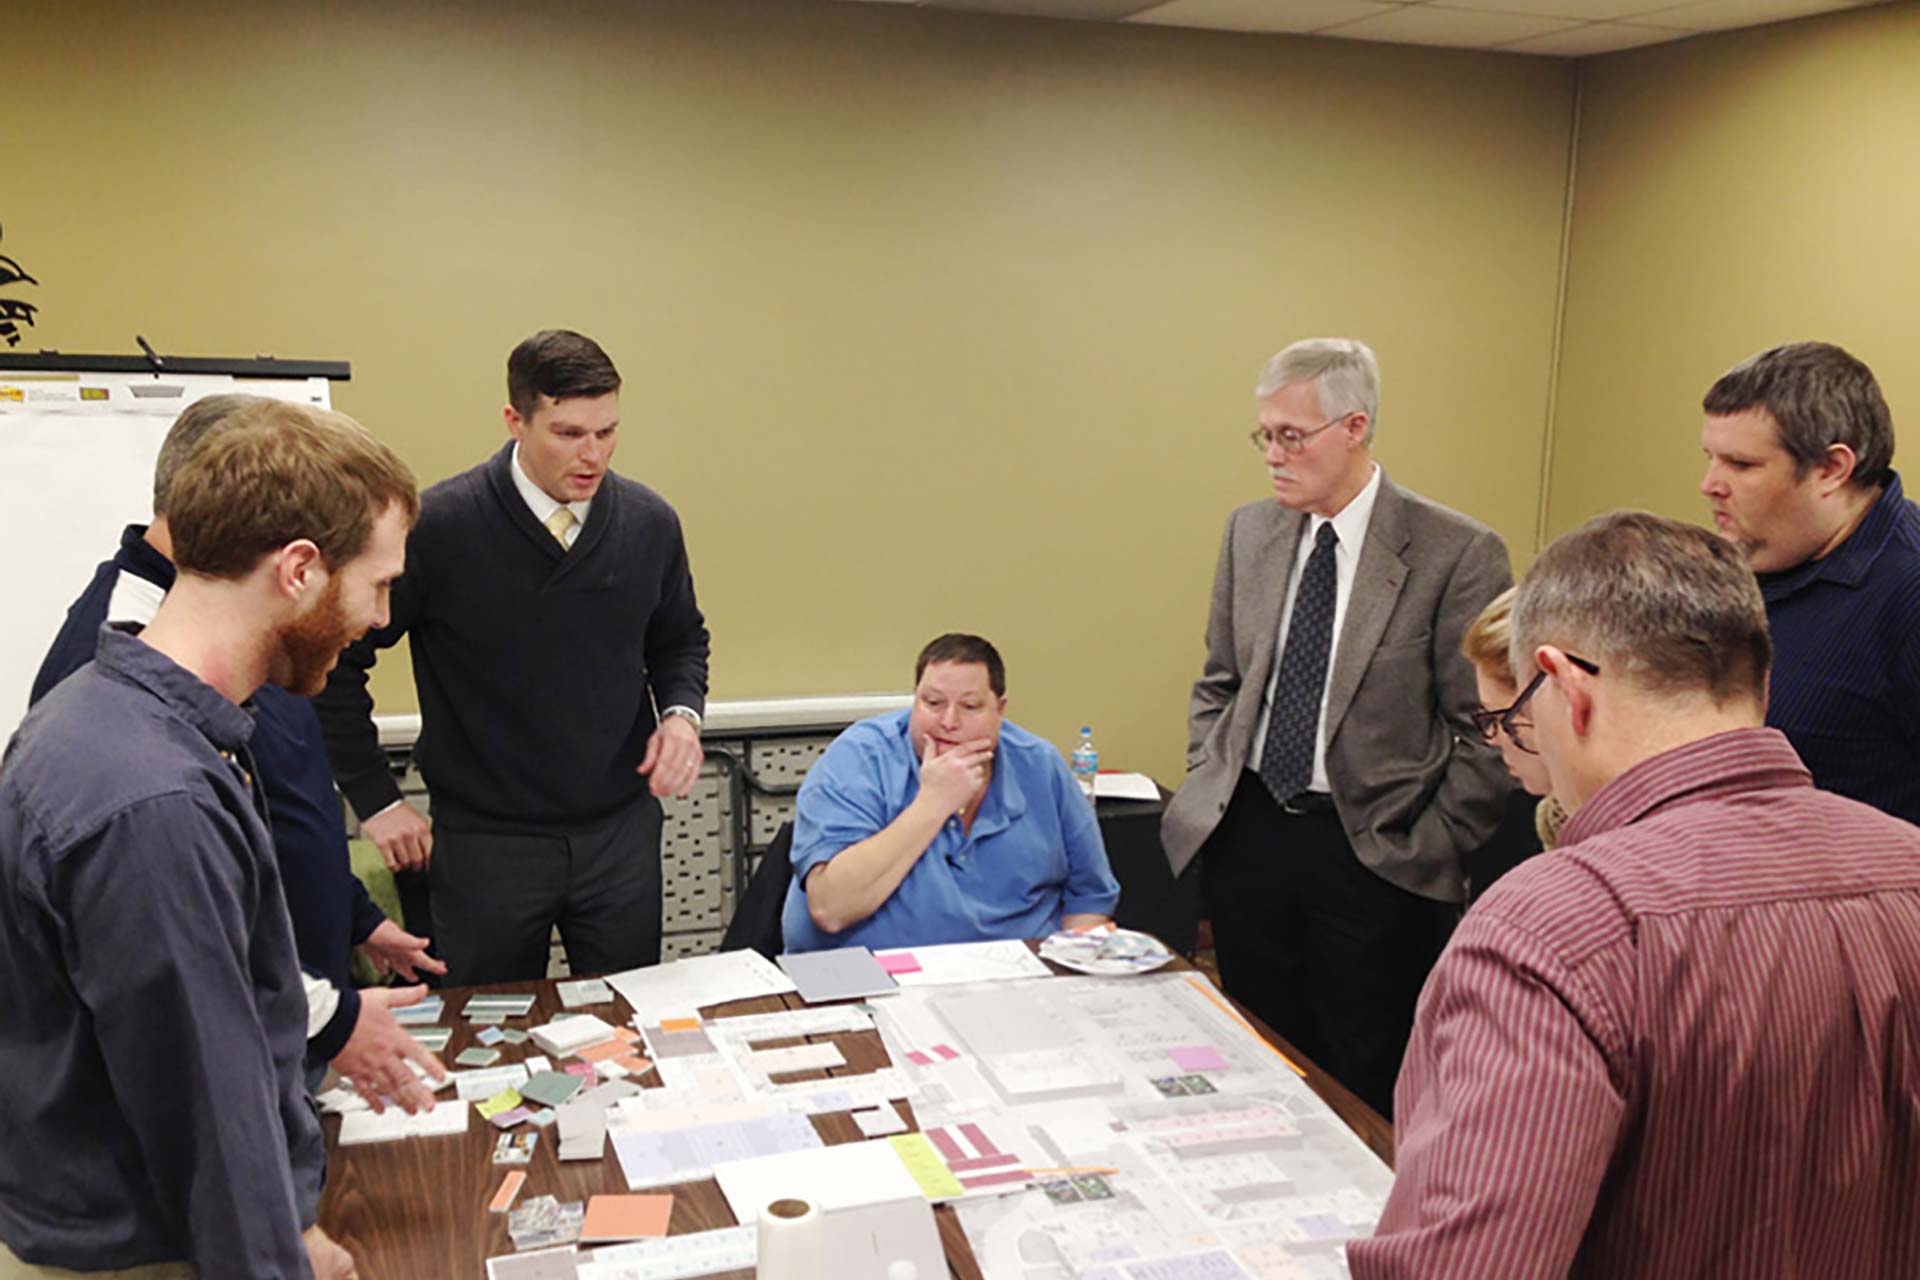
xmin=1349 ymin=511 xmax=1920 ymax=1279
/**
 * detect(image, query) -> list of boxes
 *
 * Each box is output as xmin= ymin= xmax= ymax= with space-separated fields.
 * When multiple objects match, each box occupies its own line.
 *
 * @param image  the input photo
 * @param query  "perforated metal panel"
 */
xmin=356 ymin=720 xmax=865 ymax=972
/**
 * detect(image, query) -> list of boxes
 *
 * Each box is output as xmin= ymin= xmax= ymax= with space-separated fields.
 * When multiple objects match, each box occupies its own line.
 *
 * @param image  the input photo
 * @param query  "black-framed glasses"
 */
xmin=1470 ymin=653 xmax=1600 ymax=754
xmin=1248 ymin=412 xmax=1352 ymax=455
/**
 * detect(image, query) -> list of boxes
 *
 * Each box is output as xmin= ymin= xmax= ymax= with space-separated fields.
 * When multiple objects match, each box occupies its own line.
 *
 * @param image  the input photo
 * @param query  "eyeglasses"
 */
xmin=1470 ymin=653 xmax=1600 ymax=755
xmin=1248 ymin=413 xmax=1352 ymax=455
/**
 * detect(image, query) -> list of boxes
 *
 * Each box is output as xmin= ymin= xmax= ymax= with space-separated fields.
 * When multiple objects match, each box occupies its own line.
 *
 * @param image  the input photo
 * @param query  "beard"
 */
xmin=276 ymin=575 xmax=351 ymax=697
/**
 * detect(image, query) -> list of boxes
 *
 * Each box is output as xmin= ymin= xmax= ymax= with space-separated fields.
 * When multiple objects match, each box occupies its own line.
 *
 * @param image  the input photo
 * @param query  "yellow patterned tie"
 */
xmin=544 ymin=507 xmax=576 ymax=547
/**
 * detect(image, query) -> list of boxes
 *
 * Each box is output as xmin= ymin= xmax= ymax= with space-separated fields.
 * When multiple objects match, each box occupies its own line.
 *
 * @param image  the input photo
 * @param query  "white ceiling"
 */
xmin=838 ymin=0 xmax=1886 ymax=56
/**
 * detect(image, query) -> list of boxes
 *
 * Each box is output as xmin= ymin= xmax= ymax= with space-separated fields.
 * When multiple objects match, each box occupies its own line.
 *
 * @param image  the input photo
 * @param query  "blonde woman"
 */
xmin=1461 ymin=586 xmax=1569 ymax=849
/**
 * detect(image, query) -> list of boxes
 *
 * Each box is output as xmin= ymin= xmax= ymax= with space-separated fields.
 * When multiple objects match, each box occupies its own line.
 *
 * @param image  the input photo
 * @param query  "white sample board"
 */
xmin=0 ymin=369 xmax=334 ymax=730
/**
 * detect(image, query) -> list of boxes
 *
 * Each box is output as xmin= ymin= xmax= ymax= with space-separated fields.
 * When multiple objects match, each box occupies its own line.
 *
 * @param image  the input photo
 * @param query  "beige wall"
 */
xmin=12 ymin=0 xmax=1571 ymax=784
xmin=1548 ymin=2 xmax=1920 ymax=539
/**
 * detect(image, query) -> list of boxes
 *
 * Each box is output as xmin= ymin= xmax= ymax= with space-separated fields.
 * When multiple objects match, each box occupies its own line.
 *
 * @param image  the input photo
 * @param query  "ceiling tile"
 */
xmin=929 ymin=0 xmax=1162 ymax=17
xmin=1318 ymin=3 xmax=1586 ymax=45
xmin=1628 ymin=0 xmax=1858 ymax=29
xmin=1438 ymin=0 xmax=1694 ymax=20
xmin=1126 ymin=0 xmax=1412 ymax=32
xmin=1498 ymin=19 xmax=1686 ymax=49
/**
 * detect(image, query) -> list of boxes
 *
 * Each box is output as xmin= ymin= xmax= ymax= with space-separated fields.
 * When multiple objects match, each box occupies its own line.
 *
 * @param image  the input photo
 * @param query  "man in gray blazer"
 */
xmin=1163 ymin=338 xmax=1512 ymax=1118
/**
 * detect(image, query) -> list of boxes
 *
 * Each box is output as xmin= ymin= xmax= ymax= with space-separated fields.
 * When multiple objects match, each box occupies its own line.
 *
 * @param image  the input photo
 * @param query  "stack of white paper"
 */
xmin=337 ymin=1100 xmax=470 ymax=1145
xmin=532 ymin=1014 xmax=619 ymax=1057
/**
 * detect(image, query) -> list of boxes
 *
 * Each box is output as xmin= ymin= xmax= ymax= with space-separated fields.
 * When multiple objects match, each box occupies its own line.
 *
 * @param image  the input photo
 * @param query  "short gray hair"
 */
xmin=1255 ymin=338 xmax=1380 ymax=444
xmin=153 ymin=393 xmax=271 ymax=515
xmin=1511 ymin=510 xmax=1770 ymax=707
xmin=1702 ymin=341 xmax=1893 ymax=490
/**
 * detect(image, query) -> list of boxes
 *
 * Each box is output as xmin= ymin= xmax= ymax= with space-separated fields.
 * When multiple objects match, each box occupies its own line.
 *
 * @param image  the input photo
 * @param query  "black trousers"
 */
xmin=1201 ymin=769 xmax=1444 ymax=1120
xmin=428 ymin=794 xmax=664 ymax=986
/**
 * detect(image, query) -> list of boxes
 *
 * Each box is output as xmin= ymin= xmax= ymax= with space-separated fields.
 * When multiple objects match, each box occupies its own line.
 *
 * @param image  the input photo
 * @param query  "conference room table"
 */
xmin=317 ymin=947 xmax=1392 ymax=1278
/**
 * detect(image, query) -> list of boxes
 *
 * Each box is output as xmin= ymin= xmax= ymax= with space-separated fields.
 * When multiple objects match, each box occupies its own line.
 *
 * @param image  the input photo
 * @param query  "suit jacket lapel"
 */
xmin=1324 ymin=475 xmax=1410 ymax=740
xmin=1240 ymin=502 xmax=1306 ymax=713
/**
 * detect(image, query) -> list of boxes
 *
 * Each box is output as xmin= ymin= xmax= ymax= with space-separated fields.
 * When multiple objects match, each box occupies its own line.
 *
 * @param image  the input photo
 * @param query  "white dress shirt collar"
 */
xmin=509 ymin=442 xmax=592 ymax=546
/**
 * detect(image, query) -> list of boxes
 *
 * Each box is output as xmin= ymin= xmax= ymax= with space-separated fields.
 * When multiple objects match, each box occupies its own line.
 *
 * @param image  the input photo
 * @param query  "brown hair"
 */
xmin=167 ymin=400 xmax=419 ymax=580
xmin=153 ymin=393 xmax=271 ymax=515
xmin=1511 ymin=510 xmax=1770 ymax=707
xmin=915 ymin=633 xmax=1006 ymax=696
xmin=507 ymin=330 xmax=621 ymax=420
xmin=1460 ymin=586 xmax=1519 ymax=684
xmin=1702 ymin=341 xmax=1894 ymax=490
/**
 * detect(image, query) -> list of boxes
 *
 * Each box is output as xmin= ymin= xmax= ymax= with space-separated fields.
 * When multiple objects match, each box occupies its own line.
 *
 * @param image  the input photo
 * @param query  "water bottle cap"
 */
xmin=1081 ymin=725 xmax=1092 ymax=734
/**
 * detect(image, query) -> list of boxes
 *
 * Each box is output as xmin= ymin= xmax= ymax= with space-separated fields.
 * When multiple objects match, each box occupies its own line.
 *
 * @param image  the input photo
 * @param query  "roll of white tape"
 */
xmin=757 ymin=1196 xmax=823 ymax=1280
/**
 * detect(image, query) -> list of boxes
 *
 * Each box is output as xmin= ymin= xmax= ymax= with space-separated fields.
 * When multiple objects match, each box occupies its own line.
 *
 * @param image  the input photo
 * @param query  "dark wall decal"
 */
xmin=0 ymin=222 xmax=41 ymax=348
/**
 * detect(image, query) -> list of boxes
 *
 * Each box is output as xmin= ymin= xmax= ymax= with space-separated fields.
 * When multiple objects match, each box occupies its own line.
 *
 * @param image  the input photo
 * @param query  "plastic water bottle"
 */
xmin=1071 ymin=726 xmax=1098 ymax=803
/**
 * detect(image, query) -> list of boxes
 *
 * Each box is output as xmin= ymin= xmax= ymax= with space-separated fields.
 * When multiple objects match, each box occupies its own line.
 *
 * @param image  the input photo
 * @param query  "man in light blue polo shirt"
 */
xmin=782 ymin=633 xmax=1120 ymax=952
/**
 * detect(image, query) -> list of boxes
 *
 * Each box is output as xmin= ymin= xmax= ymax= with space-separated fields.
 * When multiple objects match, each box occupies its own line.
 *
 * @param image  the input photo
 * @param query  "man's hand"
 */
xmin=638 ymin=714 xmax=704 ymax=799
xmin=302 ymin=1225 xmax=359 ymax=1280
xmin=331 ymin=985 xmax=447 ymax=1115
xmin=919 ymin=735 xmax=993 ymax=816
xmin=356 ymin=919 xmax=447 ymax=983
xmin=362 ymin=801 xmax=433 ymax=873
xmin=1062 ymin=913 xmax=1114 ymax=933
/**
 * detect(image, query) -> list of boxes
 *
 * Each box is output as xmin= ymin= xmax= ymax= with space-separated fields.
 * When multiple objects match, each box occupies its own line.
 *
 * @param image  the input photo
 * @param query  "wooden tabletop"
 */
xmin=317 ymin=952 xmax=1391 ymax=1278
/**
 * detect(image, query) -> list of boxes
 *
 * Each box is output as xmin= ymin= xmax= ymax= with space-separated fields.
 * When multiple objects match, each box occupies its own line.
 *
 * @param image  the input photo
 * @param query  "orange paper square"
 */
xmin=612 ymin=1027 xmax=640 ymax=1044
xmin=578 ymin=1040 xmax=629 ymax=1063
xmin=580 ymin=1193 xmax=673 ymax=1242
xmin=615 ymin=1055 xmax=652 ymax=1074
xmin=488 ymin=1170 xmax=527 ymax=1213
xmin=660 ymin=1017 xmax=702 ymax=1032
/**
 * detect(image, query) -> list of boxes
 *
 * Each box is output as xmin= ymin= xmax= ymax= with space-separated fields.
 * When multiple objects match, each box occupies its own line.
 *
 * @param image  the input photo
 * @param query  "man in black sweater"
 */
xmin=316 ymin=330 xmax=711 ymax=985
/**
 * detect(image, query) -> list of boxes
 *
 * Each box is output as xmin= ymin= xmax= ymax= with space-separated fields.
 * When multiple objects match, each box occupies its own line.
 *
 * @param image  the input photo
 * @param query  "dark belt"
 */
xmin=1278 ymin=790 xmax=1337 ymax=816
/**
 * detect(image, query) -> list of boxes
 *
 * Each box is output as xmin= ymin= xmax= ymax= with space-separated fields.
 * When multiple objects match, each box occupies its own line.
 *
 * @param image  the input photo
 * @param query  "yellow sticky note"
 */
xmin=888 ymin=1133 xmax=965 ymax=1200
xmin=660 ymin=1017 xmax=702 ymax=1033
xmin=477 ymin=1088 xmax=524 ymax=1120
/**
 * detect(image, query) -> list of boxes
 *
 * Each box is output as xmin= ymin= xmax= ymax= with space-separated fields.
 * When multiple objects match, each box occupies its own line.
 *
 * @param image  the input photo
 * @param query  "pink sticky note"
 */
xmin=907 ymin=1051 xmax=933 ymax=1066
xmin=878 ymin=952 xmax=922 ymax=975
xmin=564 ymin=1061 xmax=596 ymax=1080
xmin=1168 ymin=1045 xmax=1229 ymax=1073
xmin=932 ymin=1043 xmax=960 ymax=1061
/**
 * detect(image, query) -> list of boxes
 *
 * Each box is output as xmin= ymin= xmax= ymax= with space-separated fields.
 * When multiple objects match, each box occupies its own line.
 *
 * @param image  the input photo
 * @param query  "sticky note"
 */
xmin=612 ymin=1027 xmax=640 ymax=1044
xmin=932 ymin=1044 xmax=960 ymax=1061
xmin=906 ymin=1051 xmax=933 ymax=1067
xmin=563 ymin=1061 xmax=596 ymax=1080
xmin=888 ymin=1133 xmax=965 ymax=1200
xmin=614 ymin=1055 xmax=651 ymax=1074
xmin=660 ymin=1017 xmax=702 ymax=1033
xmin=476 ymin=1027 xmax=506 ymax=1047
xmin=489 ymin=1107 xmax=532 ymax=1130
xmin=1168 ymin=1046 xmax=1229 ymax=1073
xmin=500 ymin=1029 xmax=530 ymax=1045
xmin=456 ymin=1047 xmax=502 ymax=1068
xmin=580 ymin=1193 xmax=673 ymax=1242
xmin=477 ymin=1089 xmax=525 ymax=1119
xmin=877 ymin=951 xmax=923 ymax=975
xmin=489 ymin=1169 xmax=527 ymax=1213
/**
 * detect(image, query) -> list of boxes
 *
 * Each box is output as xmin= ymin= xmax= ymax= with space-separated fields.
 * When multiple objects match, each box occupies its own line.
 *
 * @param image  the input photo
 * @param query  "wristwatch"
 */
xmin=661 ymin=705 xmax=703 ymax=730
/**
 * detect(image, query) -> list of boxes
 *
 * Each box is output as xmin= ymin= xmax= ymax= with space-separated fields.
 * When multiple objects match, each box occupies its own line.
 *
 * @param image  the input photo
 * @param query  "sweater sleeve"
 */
xmin=314 ymin=535 xmax=426 ymax=820
xmin=642 ymin=507 xmax=710 ymax=717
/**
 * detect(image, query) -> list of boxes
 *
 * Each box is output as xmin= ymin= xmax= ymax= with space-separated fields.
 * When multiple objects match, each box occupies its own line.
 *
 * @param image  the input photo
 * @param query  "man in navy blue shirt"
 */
xmin=1 ymin=401 xmax=418 ymax=1278
xmin=32 ymin=394 xmax=447 ymax=1108
xmin=782 ymin=633 xmax=1119 ymax=952
xmin=1700 ymin=341 xmax=1920 ymax=824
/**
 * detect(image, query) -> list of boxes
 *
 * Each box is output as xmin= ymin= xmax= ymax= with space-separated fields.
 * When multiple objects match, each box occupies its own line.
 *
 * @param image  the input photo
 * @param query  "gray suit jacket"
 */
xmin=1161 ymin=472 xmax=1513 ymax=902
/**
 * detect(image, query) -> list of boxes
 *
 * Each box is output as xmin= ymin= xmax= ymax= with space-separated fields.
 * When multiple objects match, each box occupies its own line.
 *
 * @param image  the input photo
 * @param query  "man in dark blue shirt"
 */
xmin=1 ymin=401 xmax=418 ymax=1278
xmin=1700 ymin=341 xmax=1920 ymax=824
